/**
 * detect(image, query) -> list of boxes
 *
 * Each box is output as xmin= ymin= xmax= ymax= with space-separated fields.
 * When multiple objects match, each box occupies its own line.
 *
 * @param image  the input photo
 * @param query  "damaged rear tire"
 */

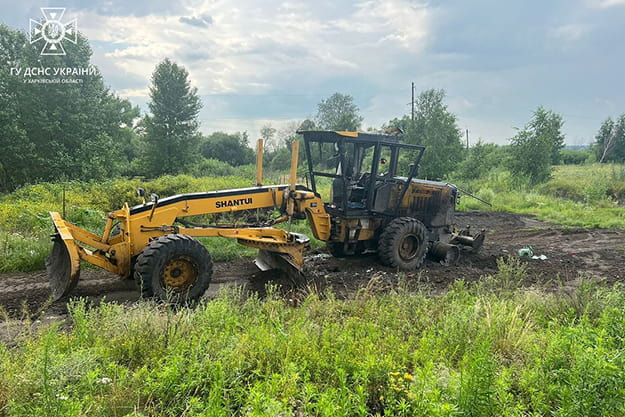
xmin=378 ymin=217 xmax=428 ymax=271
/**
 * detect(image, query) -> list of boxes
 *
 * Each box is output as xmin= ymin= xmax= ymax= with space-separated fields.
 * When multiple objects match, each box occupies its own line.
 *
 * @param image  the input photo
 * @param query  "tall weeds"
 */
xmin=1 ymin=263 xmax=624 ymax=416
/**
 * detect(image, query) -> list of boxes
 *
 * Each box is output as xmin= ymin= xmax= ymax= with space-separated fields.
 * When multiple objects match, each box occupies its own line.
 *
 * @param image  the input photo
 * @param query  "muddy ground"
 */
xmin=1 ymin=210 xmax=624 ymax=321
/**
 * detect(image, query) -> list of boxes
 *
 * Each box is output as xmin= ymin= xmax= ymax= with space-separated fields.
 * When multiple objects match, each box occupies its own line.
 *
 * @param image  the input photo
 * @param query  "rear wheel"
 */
xmin=134 ymin=234 xmax=213 ymax=303
xmin=378 ymin=217 xmax=428 ymax=270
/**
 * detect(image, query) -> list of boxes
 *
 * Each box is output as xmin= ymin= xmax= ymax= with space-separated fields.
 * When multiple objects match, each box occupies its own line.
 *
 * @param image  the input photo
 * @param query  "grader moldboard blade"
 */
xmin=251 ymin=232 xmax=309 ymax=282
xmin=45 ymin=234 xmax=81 ymax=301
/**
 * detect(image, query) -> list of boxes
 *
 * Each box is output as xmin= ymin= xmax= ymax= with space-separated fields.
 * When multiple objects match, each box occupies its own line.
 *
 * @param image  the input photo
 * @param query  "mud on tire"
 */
xmin=378 ymin=217 xmax=428 ymax=271
xmin=134 ymin=234 xmax=213 ymax=303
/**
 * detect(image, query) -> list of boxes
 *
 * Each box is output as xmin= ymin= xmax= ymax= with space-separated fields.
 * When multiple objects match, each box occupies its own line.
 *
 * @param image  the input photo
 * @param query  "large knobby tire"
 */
xmin=134 ymin=234 xmax=213 ymax=304
xmin=378 ymin=217 xmax=428 ymax=271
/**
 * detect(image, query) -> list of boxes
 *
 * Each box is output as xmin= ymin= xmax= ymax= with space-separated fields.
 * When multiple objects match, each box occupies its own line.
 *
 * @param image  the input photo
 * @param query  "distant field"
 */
xmin=457 ymin=163 xmax=625 ymax=228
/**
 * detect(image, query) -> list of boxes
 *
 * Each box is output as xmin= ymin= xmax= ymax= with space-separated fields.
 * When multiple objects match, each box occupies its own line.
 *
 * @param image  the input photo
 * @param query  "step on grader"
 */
xmin=46 ymin=131 xmax=484 ymax=303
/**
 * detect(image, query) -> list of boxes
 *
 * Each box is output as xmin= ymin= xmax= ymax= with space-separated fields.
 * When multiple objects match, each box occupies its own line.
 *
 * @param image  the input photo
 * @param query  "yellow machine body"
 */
xmin=47 ymin=140 xmax=331 ymax=300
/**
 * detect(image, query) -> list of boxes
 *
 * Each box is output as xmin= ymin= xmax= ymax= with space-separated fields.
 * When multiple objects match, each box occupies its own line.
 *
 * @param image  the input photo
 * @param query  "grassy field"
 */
xmin=1 ymin=164 xmax=624 ymax=273
xmin=1 ymin=262 xmax=624 ymax=416
xmin=456 ymin=163 xmax=625 ymax=228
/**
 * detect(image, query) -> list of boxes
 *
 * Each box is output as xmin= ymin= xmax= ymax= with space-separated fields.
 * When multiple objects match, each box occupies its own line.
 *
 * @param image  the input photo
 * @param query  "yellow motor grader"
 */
xmin=46 ymin=131 xmax=484 ymax=303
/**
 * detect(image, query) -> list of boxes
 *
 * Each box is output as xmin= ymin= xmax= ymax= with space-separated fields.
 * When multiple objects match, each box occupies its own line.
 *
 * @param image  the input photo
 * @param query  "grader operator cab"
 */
xmin=46 ymin=131 xmax=484 ymax=304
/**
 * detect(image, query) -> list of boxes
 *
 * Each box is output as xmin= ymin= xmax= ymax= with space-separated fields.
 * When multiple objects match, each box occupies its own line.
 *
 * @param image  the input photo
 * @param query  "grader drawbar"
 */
xmin=47 ymin=131 xmax=485 ymax=303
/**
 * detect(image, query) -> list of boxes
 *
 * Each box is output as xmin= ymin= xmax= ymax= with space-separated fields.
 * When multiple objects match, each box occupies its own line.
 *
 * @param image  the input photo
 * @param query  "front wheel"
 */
xmin=134 ymin=234 xmax=213 ymax=303
xmin=377 ymin=217 xmax=428 ymax=271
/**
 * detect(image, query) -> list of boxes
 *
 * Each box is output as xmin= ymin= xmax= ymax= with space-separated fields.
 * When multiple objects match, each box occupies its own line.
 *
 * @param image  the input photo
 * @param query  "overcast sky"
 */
xmin=3 ymin=0 xmax=625 ymax=145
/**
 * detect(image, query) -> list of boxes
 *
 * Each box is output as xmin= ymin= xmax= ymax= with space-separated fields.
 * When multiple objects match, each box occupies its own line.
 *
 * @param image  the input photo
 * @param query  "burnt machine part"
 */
xmin=300 ymin=130 xmax=481 ymax=269
xmin=450 ymin=230 xmax=486 ymax=252
xmin=429 ymin=242 xmax=460 ymax=266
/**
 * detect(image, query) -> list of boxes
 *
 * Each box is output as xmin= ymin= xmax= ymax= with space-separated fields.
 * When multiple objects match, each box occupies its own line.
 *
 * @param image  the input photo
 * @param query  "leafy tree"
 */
xmin=266 ymin=121 xmax=307 ymax=171
xmin=389 ymin=89 xmax=464 ymax=179
xmin=139 ymin=58 xmax=201 ymax=177
xmin=298 ymin=119 xmax=316 ymax=131
xmin=316 ymin=93 xmax=363 ymax=131
xmin=260 ymin=124 xmax=277 ymax=152
xmin=528 ymin=106 xmax=565 ymax=164
xmin=507 ymin=107 xmax=566 ymax=184
xmin=455 ymin=140 xmax=504 ymax=180
xmin=200 ymin=131 xmax=254 ymax=166
xmin=508 ymin=128 xmax=551 ymax=185
xmin=0 ymin=24 xmax=139 ymax=191
xmin=595 ymin=115 xmax=625 ymax=163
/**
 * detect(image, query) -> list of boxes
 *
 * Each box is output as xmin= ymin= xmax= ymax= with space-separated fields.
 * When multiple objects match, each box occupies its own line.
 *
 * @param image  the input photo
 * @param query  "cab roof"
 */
xmin=297 ymin=130 xmax=401 ymax=144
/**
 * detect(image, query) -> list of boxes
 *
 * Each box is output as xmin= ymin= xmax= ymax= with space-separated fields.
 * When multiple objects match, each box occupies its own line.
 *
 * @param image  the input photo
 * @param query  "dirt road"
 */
xmin=1 ymin=211 xmax=624 ymax=319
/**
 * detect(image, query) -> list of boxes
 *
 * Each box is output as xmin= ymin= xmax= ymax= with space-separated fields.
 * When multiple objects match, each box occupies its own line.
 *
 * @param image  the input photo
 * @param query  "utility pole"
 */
xmin=411 ymin=82 xmax=415 ymax=121
xmin=465 ymin=128 xmax=469 ymax=150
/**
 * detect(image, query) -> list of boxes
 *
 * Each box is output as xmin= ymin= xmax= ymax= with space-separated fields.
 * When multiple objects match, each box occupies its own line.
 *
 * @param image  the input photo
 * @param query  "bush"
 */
xmin=455 ymin=141 xmax=505 ymax=181
xmin=560 ymin=149 xmax=592 ymax=165
xmin=190 ymin=158 xmax=236 ymax=177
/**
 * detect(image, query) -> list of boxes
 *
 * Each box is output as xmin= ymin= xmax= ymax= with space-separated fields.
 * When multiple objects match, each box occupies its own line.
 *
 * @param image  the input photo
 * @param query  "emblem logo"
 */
xmin=29 ymin=8 xmax=77 ymax=56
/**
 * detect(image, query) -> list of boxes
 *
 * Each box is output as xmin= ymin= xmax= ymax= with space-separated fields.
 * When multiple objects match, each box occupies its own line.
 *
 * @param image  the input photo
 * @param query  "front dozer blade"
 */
xmin=45 ymin=234 xmax=81 ymax=301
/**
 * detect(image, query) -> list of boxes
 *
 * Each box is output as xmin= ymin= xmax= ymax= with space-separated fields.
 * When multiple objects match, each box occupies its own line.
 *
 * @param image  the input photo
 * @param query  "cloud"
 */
xmin=587 ymin=0 xmax=625 ymax=8
xmin=179 ymin=14 xmax=213 ymax=28
xmin=10 ymin=0 xmax=618 ymax=145
xmin=550 ymin=23 xmax=591 ymax=41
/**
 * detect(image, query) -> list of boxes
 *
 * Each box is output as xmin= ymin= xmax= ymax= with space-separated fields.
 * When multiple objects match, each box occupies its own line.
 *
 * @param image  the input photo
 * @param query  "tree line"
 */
xmin=1 ymin=23 xmax=624 ymax=193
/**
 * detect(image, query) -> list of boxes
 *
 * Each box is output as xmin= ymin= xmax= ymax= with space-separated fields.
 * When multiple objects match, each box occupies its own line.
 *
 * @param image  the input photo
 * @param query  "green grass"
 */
xmin=1 ymin=262 xmax=624 ymax=416
xmin=456 ymin=164 xmax=625 ymax=228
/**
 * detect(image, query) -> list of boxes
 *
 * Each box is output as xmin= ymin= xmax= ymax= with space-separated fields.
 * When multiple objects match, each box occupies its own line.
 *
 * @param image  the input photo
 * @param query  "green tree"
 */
xmin=298 ymin=119 xmax=316 ymax=131
xmin=455 ymin=140 xmax=504 ymax=180
xmin=507 ymin=130 xmax=550 ymax=185
xmin=507 ymin=107 xmax=566 ymax=184
xmin=595 ymin=115 xmax=625 ymax=163
xmin=528 ymin=106 xmax=565 ymax=164
xmin=267 ymin=121 xmax=306 ymax=171
xmin=200 ymin=132 xmax=254 ymax=166
xmin=260 ymin=124 xmax=277 ymax=153
xmin=389 ymin=89 xmax=464 ymax=179
xmin=316 ymin=93 xmax=363 ymax=131
xmin=139 ymin=59 xmax=202 ymax=177
xmin=0 ymin=24 xmax=138 ymax=191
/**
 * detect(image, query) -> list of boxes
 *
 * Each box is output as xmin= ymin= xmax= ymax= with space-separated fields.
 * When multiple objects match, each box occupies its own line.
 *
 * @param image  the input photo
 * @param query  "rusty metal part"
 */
xmin=451 ymin=230 xmax=485 ymax=251
xmin=430 ymin=242 xmax=460 ymax=266
xmin=398 ymin=233 xmax=421 ymax=262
